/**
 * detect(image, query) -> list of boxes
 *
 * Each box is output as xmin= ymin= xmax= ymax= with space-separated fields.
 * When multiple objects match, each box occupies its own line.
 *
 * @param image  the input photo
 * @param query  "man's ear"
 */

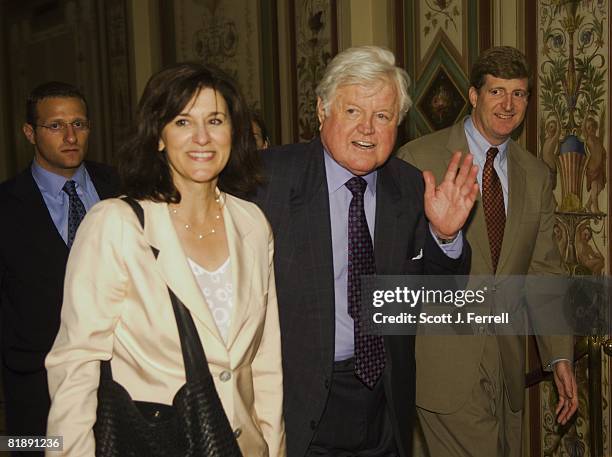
xmin=22 ymin=123 xmax=36 ymax=145
xmin=316 ymin=97 xmax=326 ymax=127
xmin=468 ymin=87 xmax=478 ymax=109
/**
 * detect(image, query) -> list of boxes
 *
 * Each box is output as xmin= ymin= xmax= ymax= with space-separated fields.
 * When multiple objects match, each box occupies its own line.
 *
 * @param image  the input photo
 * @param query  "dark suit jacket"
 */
xmin=0 ymin=161 xmax=119 ymax=374
xmin=253 ymin=138 xmax=471 ymax=457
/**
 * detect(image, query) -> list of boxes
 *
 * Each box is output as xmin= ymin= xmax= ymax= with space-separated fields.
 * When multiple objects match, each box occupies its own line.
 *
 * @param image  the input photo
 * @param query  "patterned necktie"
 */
xmin=482 ymin=147 xmax=505 ymax=273
xmin=62 ymin=180 xmax=87 ymax=248
xmin=346 ymin=177 xmax=385 ymax=389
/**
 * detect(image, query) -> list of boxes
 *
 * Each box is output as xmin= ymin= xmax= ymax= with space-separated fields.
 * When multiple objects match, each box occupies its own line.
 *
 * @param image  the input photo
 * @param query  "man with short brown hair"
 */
xmin=397 ymin=46 xmax=577 ymax=457
xmin=0 ymin=82 xmax=118 ymax=447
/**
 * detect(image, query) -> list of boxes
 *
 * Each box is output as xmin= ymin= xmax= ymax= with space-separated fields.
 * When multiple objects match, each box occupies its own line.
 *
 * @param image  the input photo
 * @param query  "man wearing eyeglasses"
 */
xmin=0 ymin=81 xmax=118 ymax=448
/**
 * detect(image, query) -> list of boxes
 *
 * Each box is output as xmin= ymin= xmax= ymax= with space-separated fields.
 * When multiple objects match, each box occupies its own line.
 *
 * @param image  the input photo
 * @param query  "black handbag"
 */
xmin=93 ymin=197 xmax=242 ymax=457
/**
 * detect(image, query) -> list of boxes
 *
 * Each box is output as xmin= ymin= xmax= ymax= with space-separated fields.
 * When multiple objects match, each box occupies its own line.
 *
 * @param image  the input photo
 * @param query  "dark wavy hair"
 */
xmin=119 ymin=62 xmax=263 ymax=201
xmin=470 ymin=46 xmax=532 ymax=94
xmin=250 ymin=109 xmax=271 ymax=148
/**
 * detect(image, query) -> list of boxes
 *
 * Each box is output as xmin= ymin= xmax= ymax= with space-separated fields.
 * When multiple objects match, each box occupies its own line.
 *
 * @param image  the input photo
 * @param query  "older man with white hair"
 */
xmin=254 ymin=46 xmax=478 ymax=457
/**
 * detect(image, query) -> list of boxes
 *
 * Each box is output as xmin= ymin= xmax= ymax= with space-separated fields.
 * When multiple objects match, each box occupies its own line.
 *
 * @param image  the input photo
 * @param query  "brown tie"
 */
xmin=482 ymin=147 xmax=505 ymax=273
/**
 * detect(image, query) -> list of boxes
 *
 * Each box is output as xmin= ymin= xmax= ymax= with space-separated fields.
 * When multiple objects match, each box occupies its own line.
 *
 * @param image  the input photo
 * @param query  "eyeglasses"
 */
xmin=35 ymin=120 xmax=91 ymax=133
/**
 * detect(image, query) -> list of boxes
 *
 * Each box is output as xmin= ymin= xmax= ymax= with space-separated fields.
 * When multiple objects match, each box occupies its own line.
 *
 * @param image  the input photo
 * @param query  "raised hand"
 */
xmin=423 ymin=151 xmax=479 ymax=240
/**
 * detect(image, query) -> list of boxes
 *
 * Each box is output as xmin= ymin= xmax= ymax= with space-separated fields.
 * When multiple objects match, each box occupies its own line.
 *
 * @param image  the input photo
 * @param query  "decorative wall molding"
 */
xmin=399 ymin=0 xmax=486 ymax=141
xmin=415 ymin=0 xmax=469 ymax=79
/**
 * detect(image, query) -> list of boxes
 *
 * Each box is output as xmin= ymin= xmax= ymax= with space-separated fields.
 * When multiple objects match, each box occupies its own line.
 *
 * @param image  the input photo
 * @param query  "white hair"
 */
xmin=315 ymin=46 xmax=412 ymax=124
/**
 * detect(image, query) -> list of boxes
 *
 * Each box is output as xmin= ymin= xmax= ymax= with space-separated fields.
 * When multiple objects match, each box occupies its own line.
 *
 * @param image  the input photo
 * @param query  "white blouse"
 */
xmin=188 ymin=257 xmax=233 ymax=344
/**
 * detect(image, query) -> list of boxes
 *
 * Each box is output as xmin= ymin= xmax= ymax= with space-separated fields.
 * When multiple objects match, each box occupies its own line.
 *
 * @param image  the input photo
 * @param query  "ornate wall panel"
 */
xmin=288 ymin=0 xmax=337 ymax=142
xmin=164 ymin=0 xmax=281 ymax=143
xmin=400 ymin=0 xmax=484 ymax=142
xmin=415 ymin=0 xmax=469 ymax=78
xmin=173 ymin=0 xmax=262 ymax=104
xmin=533 ymin=1 xmax=611 ymax=456
xmin=103 ymin=0 xmax=134 ymax=154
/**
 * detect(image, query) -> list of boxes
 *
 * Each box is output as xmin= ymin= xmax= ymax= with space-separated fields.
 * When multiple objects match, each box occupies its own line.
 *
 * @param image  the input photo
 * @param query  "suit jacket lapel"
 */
xmin=144 ymin=201 xmax=226 ymax=348
xmin=497 ymin=142 xmax=526 ymax=273
xmin=224 ymin=197 xmax=255 ymax=350
xmin=446 ymin=122 xmax=492 ymax=271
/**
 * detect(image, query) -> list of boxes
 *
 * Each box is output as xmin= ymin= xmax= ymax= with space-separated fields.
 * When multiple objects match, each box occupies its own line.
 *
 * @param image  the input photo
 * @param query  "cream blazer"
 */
xmin=45 ymin=195 xmax=285 ymax=457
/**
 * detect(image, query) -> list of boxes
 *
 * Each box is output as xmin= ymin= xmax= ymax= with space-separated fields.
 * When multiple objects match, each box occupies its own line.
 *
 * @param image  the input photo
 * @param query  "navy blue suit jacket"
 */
xmin=253 ymin=138 xmax=471 ymax=457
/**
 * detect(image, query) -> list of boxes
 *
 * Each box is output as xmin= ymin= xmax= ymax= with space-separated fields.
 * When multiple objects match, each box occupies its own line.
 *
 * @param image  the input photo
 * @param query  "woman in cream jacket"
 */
xmin=45 ymin=63 xmax=285 ymax=456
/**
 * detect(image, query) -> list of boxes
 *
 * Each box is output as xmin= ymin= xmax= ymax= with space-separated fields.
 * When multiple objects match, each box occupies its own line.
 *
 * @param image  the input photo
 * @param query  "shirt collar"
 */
xmin=464 ymin=116 xmax=510 ymax=161
xmin=323 ymin=149 xmax=377 ymax=196
xmin=31 ymin=161 xmax=88 ymax=198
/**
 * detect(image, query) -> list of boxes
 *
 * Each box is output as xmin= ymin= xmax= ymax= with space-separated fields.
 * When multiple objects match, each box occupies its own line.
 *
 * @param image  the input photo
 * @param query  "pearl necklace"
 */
xmin=170 ymin=195 xmax=222 ymax=240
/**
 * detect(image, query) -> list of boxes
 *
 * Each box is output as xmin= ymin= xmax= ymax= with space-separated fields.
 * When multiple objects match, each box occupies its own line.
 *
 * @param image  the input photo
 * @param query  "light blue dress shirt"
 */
xmin=324 ymin=151 xmax=463 ymax=361
xmin=464 ymin=117 xmax=510 ymax=212
xmin=31 ymin=161 xmax=101 ymax=245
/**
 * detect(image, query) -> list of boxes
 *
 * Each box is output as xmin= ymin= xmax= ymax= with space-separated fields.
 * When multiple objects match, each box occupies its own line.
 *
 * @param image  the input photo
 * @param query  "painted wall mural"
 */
xmin=173 ymin=0 xmax=262 ymax=108
xmin=290 ymin=0 xmax=336 ymax=142
xmin=536 ymin=1 xmax=610 ymax=455
xmin=402 ymin=0 xmax=480 ymax=140
xmin=417 ymin=0 xmax=468 ymax=77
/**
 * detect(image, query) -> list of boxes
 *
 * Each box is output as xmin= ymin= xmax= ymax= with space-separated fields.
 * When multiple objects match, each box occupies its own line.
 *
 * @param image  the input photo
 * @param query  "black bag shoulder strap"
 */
xmin=121 ymin=197 xmax=159 ymax=259
xmin=121 ymin=196 xmax=145 ymax=229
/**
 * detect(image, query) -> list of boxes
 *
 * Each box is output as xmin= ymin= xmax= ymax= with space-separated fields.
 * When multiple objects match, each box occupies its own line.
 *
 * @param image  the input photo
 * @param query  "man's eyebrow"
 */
xmin=42 ymin=117 xmax=87 ymax=122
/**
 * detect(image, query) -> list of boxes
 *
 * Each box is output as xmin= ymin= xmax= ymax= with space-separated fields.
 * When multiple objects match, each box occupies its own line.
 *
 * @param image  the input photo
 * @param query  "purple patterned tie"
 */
xmin=346 ymin=177 xmax=385 ymax=389
xmin=62 ymin=180 xmax=87 ymax=249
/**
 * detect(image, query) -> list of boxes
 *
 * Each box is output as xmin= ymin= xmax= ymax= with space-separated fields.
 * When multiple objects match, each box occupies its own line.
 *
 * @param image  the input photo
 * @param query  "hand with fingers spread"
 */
xmin=553 ymin=360 xmax=578 ymax=424
xmin=423 ymin=151 xmax=479 ymax=240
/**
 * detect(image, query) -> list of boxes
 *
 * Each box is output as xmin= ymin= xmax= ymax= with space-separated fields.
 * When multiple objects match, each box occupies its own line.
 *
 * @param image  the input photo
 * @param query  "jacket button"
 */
xmin=310 ymin=420 xmax=317 ymax=430
xmin=324 ymin=378 xmax=330 ymax=389
xmin=153 ymin=410 xmax=161 ymax=419
xmin=220 ymin=370 xmax=231 ymax=382
xmin=234 ymin=427 xmax=242 ymax=438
